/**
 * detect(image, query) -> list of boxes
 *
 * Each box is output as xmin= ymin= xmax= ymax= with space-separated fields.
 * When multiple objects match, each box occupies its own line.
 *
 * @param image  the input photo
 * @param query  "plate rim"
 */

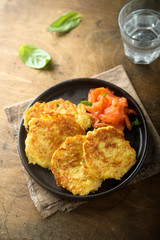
xmin=17 ymin=77 xmax=148 ymax=200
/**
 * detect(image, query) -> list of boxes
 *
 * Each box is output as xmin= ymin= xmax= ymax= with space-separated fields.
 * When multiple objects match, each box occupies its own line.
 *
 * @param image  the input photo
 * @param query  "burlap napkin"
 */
xmin=4 ymin=65 xmax=160 ymax=218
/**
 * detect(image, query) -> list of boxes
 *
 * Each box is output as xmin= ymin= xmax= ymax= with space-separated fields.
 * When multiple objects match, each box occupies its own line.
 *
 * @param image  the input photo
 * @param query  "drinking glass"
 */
xmin=118 ymin=0 xmax=160 ymax=64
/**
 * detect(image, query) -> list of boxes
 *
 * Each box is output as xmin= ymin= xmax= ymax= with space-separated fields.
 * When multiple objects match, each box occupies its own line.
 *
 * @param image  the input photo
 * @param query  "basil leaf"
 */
xmin=101 ymin=92 xmax=107 ymax=96
xmin=131 ymin=120 xmax=142 ymax=126
xmin=48 ymin=11 xmax=81 ymax=33
xmin=81 ymin=101 xmax=93 ymax=107
xmin=19 ymin=44 xmax=51 ymax=69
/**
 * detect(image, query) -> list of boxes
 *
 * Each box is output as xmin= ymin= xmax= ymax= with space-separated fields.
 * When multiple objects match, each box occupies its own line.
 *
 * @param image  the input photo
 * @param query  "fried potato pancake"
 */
xmin=25 ymin=113 xmax=86 ymax=170
xmin=83 ymin=126 xmax=137 ymax=180
xmin=51 ymin=135 xmax=102 ymax=195
xmin=23 ymin=98 xmax=91 ymax=131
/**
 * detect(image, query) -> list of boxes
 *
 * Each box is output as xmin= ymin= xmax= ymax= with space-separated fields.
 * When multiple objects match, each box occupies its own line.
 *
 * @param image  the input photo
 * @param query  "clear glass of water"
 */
xmin=118 ymin=0 xmax=160 ymax=64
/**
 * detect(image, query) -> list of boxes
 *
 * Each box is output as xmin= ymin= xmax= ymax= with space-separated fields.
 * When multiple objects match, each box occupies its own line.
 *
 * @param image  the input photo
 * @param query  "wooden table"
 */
xmin=0 ymin=0 xmax=160 ymax=239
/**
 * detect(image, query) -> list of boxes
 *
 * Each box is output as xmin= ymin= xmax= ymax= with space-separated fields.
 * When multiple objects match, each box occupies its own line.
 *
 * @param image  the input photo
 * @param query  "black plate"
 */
xmin=18 ymin=78 xmax=148 ymax=200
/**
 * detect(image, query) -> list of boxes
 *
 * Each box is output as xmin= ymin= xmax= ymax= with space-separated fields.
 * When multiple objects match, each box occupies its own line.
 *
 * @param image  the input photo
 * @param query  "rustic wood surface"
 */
xmin=0 ymin=0 xmax=160 ymax=239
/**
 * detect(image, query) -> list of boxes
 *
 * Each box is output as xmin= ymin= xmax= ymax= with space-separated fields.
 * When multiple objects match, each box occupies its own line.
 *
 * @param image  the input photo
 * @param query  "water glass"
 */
xmin=118 ymin=0 xmax=160 ymax=64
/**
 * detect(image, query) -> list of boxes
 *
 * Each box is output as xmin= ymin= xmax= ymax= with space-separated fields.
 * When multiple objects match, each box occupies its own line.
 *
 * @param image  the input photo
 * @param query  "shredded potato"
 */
xmin=85 ymin=87 xmax=136 ymax=131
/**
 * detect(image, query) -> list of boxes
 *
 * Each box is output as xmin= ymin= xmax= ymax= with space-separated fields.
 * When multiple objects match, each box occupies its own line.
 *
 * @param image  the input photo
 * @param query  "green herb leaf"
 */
xmin=19 ymin=44 xmax=51 ymax=69
xmin=48 ymin=11 xmax=81 ymax=33
xmin=101 ymin=92 xmax=107 ymax=96
xmin=81 ymin=101 xmax=93 ymax=107
xmin=131 ymin=120 xmax=142 ymax=126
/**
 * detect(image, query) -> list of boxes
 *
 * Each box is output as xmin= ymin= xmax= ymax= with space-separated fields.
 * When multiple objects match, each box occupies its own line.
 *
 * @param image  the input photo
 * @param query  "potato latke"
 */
xmin=51 ymin=135 xmax=102 ymax=195
xmin=83 ymin=126 xmax=137 ymax=180
xmin=24 ymin=98 xmax=91 ymax=131
xmin=25 ymin=113 xmax=85 ymax=169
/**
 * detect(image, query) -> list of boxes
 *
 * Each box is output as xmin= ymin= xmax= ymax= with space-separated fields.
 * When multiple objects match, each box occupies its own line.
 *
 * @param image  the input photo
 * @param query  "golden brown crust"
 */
xmin=51 ymin=135 xmax=102 ymax=195
xmin=25 ymin=113 xmax=85 ymax=170
xmin=23 ymin=99 xmax=64 ymax=131
xmin=23 ymin=99 xmax=91 ymax=131
xmin=83 ymin=126 xmax=136 ymax=180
